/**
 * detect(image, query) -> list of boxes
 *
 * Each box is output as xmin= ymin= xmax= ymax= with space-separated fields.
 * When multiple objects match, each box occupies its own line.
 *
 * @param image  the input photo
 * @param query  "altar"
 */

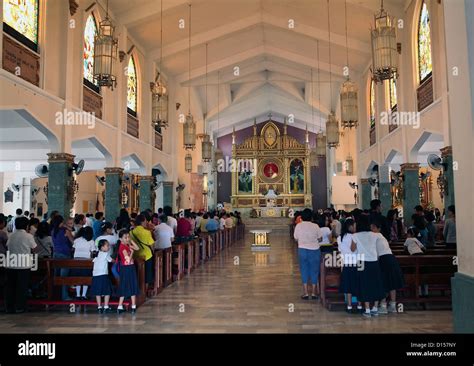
xmin=230 ymin=118 xmax=313 ymax=210
xmin=253 ymin=206 xmax=289 ymax=218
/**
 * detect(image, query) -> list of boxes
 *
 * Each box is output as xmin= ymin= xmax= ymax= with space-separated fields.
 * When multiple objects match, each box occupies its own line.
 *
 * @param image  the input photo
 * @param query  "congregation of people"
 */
xmin=0 ymin=206 xmax=242 ymax=314
xmin=292 ymin=200 xmax=456 ymax=318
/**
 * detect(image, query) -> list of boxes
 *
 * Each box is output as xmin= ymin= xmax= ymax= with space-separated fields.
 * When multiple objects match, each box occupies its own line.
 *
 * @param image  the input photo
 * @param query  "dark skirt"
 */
xmin=90 ymin=275 xmax=112 ymax=296
xmin=379 ymin=254 xmax=405 ymax=292
xmin=118 ymin=265 xmax=139 ymax=298
xmin=339 ymin=265 xmax=359 ymax=295
xmin=356 ymin=261 xmax=385 ymax=302
xmin=69 ymin=268 xmax=92 ymax=277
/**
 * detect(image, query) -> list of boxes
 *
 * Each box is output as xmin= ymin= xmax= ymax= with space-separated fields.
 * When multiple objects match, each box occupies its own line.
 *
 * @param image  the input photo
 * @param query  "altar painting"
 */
xmin=290 ymin=159 xmax=304 ymax=193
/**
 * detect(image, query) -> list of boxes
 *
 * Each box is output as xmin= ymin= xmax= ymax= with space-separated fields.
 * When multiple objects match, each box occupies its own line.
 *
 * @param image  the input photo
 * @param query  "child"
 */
xmin=90 ymin=239 xmax=113 ymax=313
xmin=351 ymin=215 xmax=385 ymax=318
xmin=337 ymin=218 xmax=362 ymax=313
xmin=371 ymin=220 xmax=405 ymax=314
xmin=404 ymin=227 xmax=425 ymax=255
xmin=95 ymin=222 xmax=118 ymax=256
xmin=116 ymin=229 xmax=140 ymax=314
xmin=72 ymin=226 xmax=95 ymax=300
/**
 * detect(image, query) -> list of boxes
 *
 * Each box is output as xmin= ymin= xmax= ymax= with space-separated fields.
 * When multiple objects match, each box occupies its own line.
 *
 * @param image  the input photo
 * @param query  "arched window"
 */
xmin=389 ymin=78 xmax=397 ymax=111
xmin=3 ymin=0 xmax=39 ymax=52
xmin=83 ymin=13 xmax=99 ymax=91
xmin=417 ymin=0 xmax=432 ymax=83
xmin=127 ymin=56 xmax=138 ymax=116
xmin=369 ymin=79 xmax=376 ymax=145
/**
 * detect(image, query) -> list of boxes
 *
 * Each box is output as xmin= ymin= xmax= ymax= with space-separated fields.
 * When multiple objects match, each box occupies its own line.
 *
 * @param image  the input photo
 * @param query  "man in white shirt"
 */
xmin=5 ymin=216 xmax=37 ymax=313
xmin=154 ymin=215 xmax=175 ymax=249
xmin=163 ymin=206 xmax=177 ymax=235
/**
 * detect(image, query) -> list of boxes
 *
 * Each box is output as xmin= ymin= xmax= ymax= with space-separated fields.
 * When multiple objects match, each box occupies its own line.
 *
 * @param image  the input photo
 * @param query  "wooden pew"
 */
xmin=152 ymin=249 xmax=164 ymax=295
xmin=162 ymin=247 xmax=173 ymax=286
xmin=42 ymin=258 xmax=146 ymax=308
xmin=172 ymin=243 xmax=185 ymax=281
xmin=319 ymin=254 xmax=344 ymax=310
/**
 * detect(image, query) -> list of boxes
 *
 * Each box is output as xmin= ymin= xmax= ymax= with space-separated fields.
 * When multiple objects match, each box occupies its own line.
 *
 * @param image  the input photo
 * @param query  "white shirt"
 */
xmin=404 ymin=238 xmax=425 ymax=255
xmin=73 ymin=237 xmax=95 ymax=259
xmin=293 ymin=221 xmax=322 ymax=250
xmin=195 ymin=216 xmax=202 ymax=230
xmin=219 ymin=218 xmax=225 ymax=230
xmin=352 ymin=231 xmax=378 ymax=262
xmin=167 ymin=216 xmax=177 ymax=235
xmin=331 ymin=220 xmax=342 ymax=237
xmin=154 ymin=222 xmax=174 ymax=249
xmin=375 ymin=232 xmax=392 ymax=257
xmin=337 ymin=233 xmax=358 ymax=265
xmin=95 ymin=234 xmax=118 ymax=255
xmin=5 ymin=229 xmax=37 ymax=269
xmin=92 ymin=251 xmax=112 ymax=276
xmin=320 ymin=227 xmax=332 ymax=245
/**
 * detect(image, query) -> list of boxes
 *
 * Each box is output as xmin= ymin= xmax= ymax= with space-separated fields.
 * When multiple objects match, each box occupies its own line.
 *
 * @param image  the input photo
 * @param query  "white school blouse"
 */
xmin=337 ymin=233 xmax=358 ymax=265
xmin=73 ymin=237 xmax=95 ymax=259
xmin=92 ymin=251 xmax=112 ymax=276
xmin=375 ymin=232 xmax=392 ymax=257
xmin=352 ymin=231 xmax=378 ymax=262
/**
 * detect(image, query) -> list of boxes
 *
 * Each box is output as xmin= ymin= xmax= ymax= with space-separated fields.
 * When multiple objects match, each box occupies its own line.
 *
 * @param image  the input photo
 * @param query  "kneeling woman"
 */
xmin=351 ymin=215 xmax=385 ymax=318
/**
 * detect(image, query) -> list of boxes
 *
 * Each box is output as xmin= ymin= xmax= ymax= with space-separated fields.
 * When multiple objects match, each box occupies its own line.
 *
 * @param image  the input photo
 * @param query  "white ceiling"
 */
xmin=110 ymin=0 xmax=405 ymax=134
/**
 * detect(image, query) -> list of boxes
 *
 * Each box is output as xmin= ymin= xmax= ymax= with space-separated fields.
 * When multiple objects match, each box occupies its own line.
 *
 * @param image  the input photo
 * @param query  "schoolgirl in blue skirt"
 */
xmin=351 ymin=215 xmax=385 ymax=318
xmin=337 ymin=219 xmax=361 ymax=313
xmin=116 ymin=229 xmax=140 ymax=314
xmin=371 ymin=220 xmax=405 ymax=314
xmin=90 ymin=239 xmax=113 ymax=313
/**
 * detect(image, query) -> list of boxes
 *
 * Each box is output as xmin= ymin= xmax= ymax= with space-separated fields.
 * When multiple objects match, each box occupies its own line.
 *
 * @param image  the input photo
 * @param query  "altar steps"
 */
xmin=244 ymin=217 xmax=292 ymax=231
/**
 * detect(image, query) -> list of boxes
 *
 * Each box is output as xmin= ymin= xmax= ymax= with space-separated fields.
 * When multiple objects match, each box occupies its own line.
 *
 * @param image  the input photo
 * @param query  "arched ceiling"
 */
xmin=111 ymin=0 xmax=404 ymax=134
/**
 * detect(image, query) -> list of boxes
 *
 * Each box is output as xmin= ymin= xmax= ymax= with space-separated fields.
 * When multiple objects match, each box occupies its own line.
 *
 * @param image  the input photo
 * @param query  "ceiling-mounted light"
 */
xmin=370 ymin=0 xmax=398 ymax=83
xmin=325 ymin=0 xmax=340 ymax=149
xmin=185 ymin=153 xmax=192 ymax=173
xmin=183 ymin=3 xmax=196 ymax=150
xmin=93 ymin=0 xmax=118 ymax=89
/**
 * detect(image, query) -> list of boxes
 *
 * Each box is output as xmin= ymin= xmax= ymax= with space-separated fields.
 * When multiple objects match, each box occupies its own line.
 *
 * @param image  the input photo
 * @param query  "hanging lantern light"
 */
xmin=183 ymin=113 xmax=196 ymax=150
xmin=316 ymin=133 xmax=327 ymax=157
xmin=201 ymin=134 xmax=212 ymax=162
xmin=310 ymin=148 xmax=319 ymax=167
xmin=202 ymin=173 xmax=208 ymax=195
xmin=326 ymin=112 xmax=340 ymax=148
xmin=93 ymin=0 xmax=118 ymax=89
xmin=340 ymin=80 xmax=359 ymax=129
xmin=340 ymin=1 xmax=359 ymax=129
xmin=151 ymin=0 xmax=168 ymax=129
xmin=370 ymin=0 xmax=398 ymax=83
xmin=151 ymin=76 xmax=168 ymax=129
xmin=345 ymin=155 xmax=354 ymax=175
xmin=185 ymin=153 xmax=192 ymax=173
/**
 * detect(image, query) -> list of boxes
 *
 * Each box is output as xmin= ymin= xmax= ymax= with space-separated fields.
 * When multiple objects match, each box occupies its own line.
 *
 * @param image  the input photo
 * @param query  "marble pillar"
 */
xmin=47 ymin=153 xmax=75 ymax=218
xmin=163 ymin=182 xmax=174 ymax=210
xmin=138 ymin=175 xmax=154 ymax=212
xmin=440 ymin=146 xmax=455 ymax=209
xmin=360 ymin=178 xmax=371 ymax=210
xmin=104 ymin=167 xmax=123 ymax=222
xmin=378 ymin=164 xmax=392 ymax=216
xmin=401 ymin=163 xmax=420 ymax=223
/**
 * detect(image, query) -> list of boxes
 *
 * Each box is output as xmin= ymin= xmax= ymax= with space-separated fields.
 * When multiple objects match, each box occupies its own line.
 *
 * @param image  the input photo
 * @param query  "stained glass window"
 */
xmin=418 ymin=1 xmax=432 ymax=83
xmin=370 ymin=79 xmax=375 ymax=129
xmin=83 ymin=14 xmax=98 ymax=88
xmin=3 ymin=0 xmax=39 ymax=51
xmin=127 ymin=56 xmax=138 ymax=114
xmin=389 ymin=78 xmax=397 ymax=110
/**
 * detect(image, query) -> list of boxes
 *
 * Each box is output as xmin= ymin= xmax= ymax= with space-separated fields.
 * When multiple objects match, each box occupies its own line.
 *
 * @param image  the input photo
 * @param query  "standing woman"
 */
xmin=293 ymin=208 xmax=322 ymax=300
xmin=351 ymin=215 xmax=385 ymax=318
xmin=51 ymin=215 xmax=74 ymax=301
xmin=130 ymin=214 xmax=155 ymax=287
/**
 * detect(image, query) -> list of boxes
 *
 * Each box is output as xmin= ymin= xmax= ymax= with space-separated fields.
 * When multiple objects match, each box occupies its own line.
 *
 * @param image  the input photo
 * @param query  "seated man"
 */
xmin=205 ymin=216 xmax=219 ymax=233
xmin=154 ymin=215 xmax=175 ymax=249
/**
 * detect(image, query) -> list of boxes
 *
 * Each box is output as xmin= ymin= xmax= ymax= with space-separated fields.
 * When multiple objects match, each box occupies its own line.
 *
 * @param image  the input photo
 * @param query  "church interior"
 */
xmin=0 ymin=0 xmax=473 ymax=342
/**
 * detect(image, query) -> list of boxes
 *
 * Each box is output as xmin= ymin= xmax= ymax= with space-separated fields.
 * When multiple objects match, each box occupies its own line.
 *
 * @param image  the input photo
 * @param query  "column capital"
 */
xmin=400 ymin=163 xmax=420 ymax=171
xmin=47 ymin=153 xmax=75 ymax=163
xmin=440 ymin=146 xmax=453 ymax=157
xmin=360 ymin=178 xmax=370 ymax=184
xmin=138 ymin=175 xmax=155 ymax=182
xmin=104 ymin=167 xmax=124 ymax=175
xmin=163 ymin=181 xmax=174 ymax=187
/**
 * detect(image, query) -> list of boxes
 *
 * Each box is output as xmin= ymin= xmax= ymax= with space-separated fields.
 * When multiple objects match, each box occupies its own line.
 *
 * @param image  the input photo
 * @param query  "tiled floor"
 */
xmin=0 ymin=229 xmax=453 ymax=333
